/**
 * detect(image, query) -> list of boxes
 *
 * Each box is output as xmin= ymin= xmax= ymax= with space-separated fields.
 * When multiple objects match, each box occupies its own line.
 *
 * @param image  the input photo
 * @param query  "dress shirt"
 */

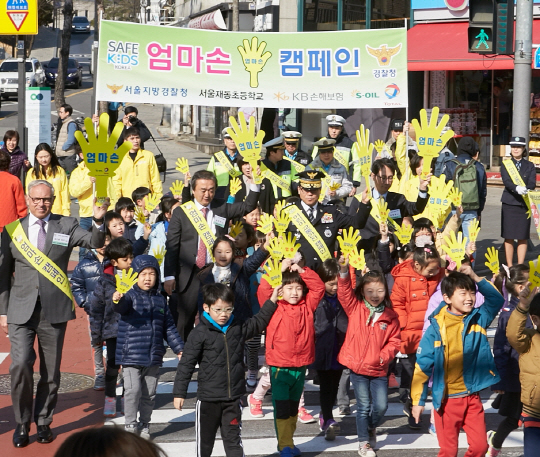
xmin=301 ymin=201 xmax=318 ymax=218
xmin=28 ymin=213 xmax=51 ymax=247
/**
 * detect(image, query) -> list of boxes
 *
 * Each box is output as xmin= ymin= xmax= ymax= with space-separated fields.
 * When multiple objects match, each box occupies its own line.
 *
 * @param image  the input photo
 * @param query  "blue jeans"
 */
xmin=350 ymin=372 xmax=388 ymax=442
xmin=524 ymin=426 xmax=540 ymax=457
xmin=78 ymin=217 xmax=93 ymax=260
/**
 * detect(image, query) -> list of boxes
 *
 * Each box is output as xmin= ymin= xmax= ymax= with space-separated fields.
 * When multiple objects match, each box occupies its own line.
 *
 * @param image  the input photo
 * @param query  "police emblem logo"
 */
xmin=307 ymin=172 xmax=318 ymax=179
xmin=324 ymin=228 xmax=332 ymax=237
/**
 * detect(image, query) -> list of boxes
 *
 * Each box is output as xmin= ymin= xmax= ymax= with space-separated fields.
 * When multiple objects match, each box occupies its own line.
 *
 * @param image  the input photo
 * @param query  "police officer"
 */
xmin=283 ymin=170 xmax=370 ymax=270
xmin=206 ymin=127 xmax=241 ymax=200
xmin=282 ymin=131 xmax=312 ymax=167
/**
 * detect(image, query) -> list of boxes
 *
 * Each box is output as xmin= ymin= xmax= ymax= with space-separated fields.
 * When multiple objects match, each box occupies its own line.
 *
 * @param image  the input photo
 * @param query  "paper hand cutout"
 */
xmin=115 ymin=268 xmax=139 ymax=295
xmin=262 ymin=258 xmax=282 ymax=288
xmin=175 ymin=157 xmax=189 ymax=175
xmin=229 ymin=221 xmax=243 ymax=238
xmin=229 ymin=177 xmax=242 ymax=196
xmin=395 ymin=223 xmax=414 ymax=245
xmin=257 ymin=213 xmax=275 ymax=234
xmin=349 ymin=246 xmax=366 ymax=271
xmin=134 ymin=208 xmax=146 ymax=225
xmin=144 ymin=193 xmax=160 ymax=212
xmin=442 ymin=231 xmax=468 ymax=270
xmin=152 ymin=246 xmax=166 ymax=266
xmin=227 ymin=112 xmax=265 ymax=164
xmin=484 ymin=247 xmax=500 ymax=275
xmin=170 ymin=180 xmax=184 ymax=197
xmin=337 ymin=227 xmax=361 ymax=255
xmin=267 ymin=238 xmax=284 ymax=260
xmin=282 ymin=232 xmax=301 ymax=259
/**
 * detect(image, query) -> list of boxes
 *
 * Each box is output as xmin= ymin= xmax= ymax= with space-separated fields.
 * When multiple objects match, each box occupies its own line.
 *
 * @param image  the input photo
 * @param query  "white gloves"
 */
xmin=515 ymin=186 xmax=528 ymax=195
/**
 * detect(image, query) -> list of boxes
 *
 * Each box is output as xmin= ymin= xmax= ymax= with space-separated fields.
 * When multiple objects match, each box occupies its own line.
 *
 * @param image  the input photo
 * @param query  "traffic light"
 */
xmin=468 ymin=0 xmax=495 ymax=54
xmin=494 ymin=0 xmax=514 ymax=55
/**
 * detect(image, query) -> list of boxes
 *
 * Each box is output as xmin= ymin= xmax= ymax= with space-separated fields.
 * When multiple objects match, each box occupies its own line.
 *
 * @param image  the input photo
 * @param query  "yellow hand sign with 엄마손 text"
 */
xmin=257 ymin=213 xmax=275 ymax=234
xmin=354 ymin=125 xmax=374 ymax=178
xmin=175 ymin=157 xmax=189 ymax=175
xmin=395 ymin=223 xmax=414 ymax=245
xmin=329 ymin=182 xmax=342 ymax=192
xmin=226 ymin=112 xmax=265 ymax=165
xmin=349 ymin=246 xmax=366 ymax=271
xmin=373 ymin=139 xmax=387 ymax=157
xmin=115 ymin=268 xmax=139 ymax=295
xmin=427 ymin=175 xmax=453 ymax=216
xmin=75 ymin=113 xmax=132 ymax=201
xmin=282 ymin=233 xmax=301 ymax=259
xmin=448 ymin=187 xmax=462 ymax=207
xmin=411 ymin=107 xmax=455 ymax=177
xmin=229 ymin=221 xmax=243 ymax=238
xmin=134 ymin=207 xmax=146 ymax=225
xmin=337 ymin=227 xmax=361 ymax=255
xmin=262 ymin=259 xmax=282 ymax=288
xmin=170 ymin=180 xmax=184 ymax=197
xmin=274 ymin=209 xmax=291 ymax=235
xmin=229 ymin=177 xmax=242 ymax=196
xmin=267 ymin=237 xmax=284 ymax=260
xmin=376 ymin=200 xmax=390 ymax=223
xmin=237 ymin=36 xmax=272 ymax=88
xmin=528 ymin=256 xmax=540 ymax=289
xmin=144 ymin=193 xmax=160 ymax=212
xmin=484 ymin=247 xmax=500 ymax=275
xmin=442 ymin=231 xmax=468 ymax=270
xmin=468 ymin=219 xmax=480 ymax=245
xmin=152 ymin=246 xmax=166 ymax=266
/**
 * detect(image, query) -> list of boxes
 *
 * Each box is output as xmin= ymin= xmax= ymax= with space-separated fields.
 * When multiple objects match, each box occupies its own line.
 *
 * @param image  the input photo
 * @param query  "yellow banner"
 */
xmin=5 ymin=220 xmax=74 ymax=306
xmin=181 ymin=201 xmax=216 ymax=260
xmin=284 ymin=205 xmax=332 ymax=261
xmin=527 ymin=192 xmax=540 ymax=239
xmin=261 ymin=165 xmax=291 ymax=193
xmin=214 ymin=151 xmax=242 ymax=178
xmin=503 ymin=159 xmax=531 ymax=218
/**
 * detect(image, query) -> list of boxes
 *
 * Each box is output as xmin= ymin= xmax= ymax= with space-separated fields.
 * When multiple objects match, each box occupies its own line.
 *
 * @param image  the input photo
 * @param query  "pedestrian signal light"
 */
xmin=468 ymin=27 xmax=493 ymax=54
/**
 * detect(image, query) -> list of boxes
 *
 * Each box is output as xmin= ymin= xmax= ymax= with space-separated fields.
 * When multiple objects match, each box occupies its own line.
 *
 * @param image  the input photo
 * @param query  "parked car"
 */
xmin=0 ymin=58 xmax=46 ymax=99
xmin=72 ymin=16 xmax=91 ymax=33
xmin=44 ymin=58 xmax=83 ymax=88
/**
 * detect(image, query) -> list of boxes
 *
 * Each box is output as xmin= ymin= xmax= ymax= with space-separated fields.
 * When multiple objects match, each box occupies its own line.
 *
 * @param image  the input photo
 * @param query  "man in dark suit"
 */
xmin=164 ymin=170 xmax=260 ymax=341
xmin=0 ymin=180 xmax=108 ymax=448
xmin=348 ymin=158 xmax=431 ymax=250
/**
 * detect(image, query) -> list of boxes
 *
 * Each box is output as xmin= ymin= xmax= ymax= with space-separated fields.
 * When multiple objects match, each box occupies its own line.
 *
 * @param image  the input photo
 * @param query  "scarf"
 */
xmin=212 ymin=264 xmax=231 ymax=285
xmin=364 ymin=298 xmax=385 ymax=326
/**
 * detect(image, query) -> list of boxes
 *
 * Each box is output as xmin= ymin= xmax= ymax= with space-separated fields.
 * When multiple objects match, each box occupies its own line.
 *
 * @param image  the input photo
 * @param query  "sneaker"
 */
xmin=338 ymin=405 xmax=351 ymax=416
xmin=429 ymin=423 xmax=437 ymax=437
xmin=486 ymin=430 xmax=501 ymax=457
xmin=298 ymin=407 xmax=315 ymax=424
xmin=246 ymin=370 xmax=258 ymax=389
xmin=103 ymin=396 xmax=116 ymax=417
xmin=368 ymin=428 xmax=377 ymax=448
xmin=408 ymin=415 xmax=421 ymax=430
xmin=248 ymin=394 xmax=264 ymax=418
xmin=403 ymin=397 xmax=412 ymax=417
xmin=93 ymin=375 xmax=105 ymax=391
xmin=291 ymin=446 xmax=301 ymax=456
xmin=358 ymin=441 xmax=377 ymax=457
xmin=138 ymin=422 xmax=150 ymax=440
xmin=388 ymin=373 xmax=399 ymax=389
xmin=279 ymin=446 xmax=294 ymax=457
xmin=324 ymin=419 xmax=340 ymax=441
xmin=318 ymin=413 xmax=325 ymax=432
xmin=125 ymin=424 xmax=137 ymax=434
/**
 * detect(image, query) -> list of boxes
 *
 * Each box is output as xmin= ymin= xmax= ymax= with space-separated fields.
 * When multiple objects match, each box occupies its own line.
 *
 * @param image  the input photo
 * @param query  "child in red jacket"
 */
xmin=257 ymin=258 xmax=325 ymax=457
xmin=338 ymin=256 xmax=401 ymax=457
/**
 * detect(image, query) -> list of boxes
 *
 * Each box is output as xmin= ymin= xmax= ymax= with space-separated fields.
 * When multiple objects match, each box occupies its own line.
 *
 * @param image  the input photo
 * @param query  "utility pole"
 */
xmin=512 ymin=0 xmax=533 ymax=141
xmin=17 ymin=39 xmax=26 ymax=153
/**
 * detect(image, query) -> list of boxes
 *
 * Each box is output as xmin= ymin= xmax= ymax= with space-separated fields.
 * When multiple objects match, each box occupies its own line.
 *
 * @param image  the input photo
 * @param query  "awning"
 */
xmin=408 ymin=21 xmax=540 ymax=71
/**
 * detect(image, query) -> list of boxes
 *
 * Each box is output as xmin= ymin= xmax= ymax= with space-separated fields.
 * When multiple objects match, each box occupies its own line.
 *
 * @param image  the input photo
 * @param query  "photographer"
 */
xmin=115 ymin=106 xmax=151 ymax=148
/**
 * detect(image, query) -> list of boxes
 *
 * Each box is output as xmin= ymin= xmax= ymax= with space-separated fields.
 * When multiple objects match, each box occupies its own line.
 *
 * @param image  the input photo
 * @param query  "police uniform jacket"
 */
xmin=501 ymin=157 xmax=536 ymax=208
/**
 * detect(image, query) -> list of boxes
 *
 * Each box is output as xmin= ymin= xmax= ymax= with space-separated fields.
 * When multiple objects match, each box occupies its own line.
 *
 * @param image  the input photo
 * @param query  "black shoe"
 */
xmin=338 ymin=405 xmax=351 ymax=416
xmin=408 ymin=415 xmax=421 ymax=430
xmin=403 ymin=397 xmax=412 ymax=417
xmin=13 ymin=423 xmax=30 ymax=448
xmin=36 ymin=425 xmax=54 ymax=444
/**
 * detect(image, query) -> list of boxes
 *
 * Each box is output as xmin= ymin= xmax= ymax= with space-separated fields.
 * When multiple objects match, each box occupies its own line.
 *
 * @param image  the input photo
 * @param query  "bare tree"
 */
xmin=54 ymin=0 xmax=73 ymax=110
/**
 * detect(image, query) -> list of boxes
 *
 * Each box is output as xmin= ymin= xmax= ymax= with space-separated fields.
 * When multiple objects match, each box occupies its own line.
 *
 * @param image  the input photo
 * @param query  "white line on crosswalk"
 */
xmin=0 ymin=352 xmax=8 ymax=365
xmin=156 ymin=379 xmax=321 ymax=395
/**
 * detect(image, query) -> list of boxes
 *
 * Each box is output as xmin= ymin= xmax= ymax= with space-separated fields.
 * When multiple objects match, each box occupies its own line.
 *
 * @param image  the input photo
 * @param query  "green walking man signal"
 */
xmin=475 ymin=29 xmax=490 ymax=49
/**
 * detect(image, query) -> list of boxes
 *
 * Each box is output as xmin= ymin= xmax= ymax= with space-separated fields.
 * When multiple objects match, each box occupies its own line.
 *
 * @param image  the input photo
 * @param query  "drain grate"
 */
xmin=0 ymin=372 xmax=94 ymax=395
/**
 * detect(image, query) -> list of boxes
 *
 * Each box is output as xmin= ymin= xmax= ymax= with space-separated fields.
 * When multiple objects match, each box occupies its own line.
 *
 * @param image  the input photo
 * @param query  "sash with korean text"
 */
xmin=215 ymin=151 xmax=242 ymax=178
xmin=503 ymin=159 xmax=531 ymax=219
xmin=181 ymin=201 xmax=216 ymax=259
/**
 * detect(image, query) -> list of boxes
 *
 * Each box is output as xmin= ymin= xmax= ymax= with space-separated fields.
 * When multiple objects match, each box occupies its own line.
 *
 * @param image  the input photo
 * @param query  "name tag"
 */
xmin=52 ymin=233 xmax=70 ymax=247
xmin=214 ymin=215 xmax=226 ymax=228
xmin=389 ymin=209 xmax=402 ymax=219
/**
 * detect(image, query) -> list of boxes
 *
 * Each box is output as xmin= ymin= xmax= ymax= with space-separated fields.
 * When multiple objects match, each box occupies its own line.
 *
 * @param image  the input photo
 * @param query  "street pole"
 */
xmin=512 ymin=0 xmax=533 ymax=142
xmin=17 ymin=39 xmax=26 ymax=153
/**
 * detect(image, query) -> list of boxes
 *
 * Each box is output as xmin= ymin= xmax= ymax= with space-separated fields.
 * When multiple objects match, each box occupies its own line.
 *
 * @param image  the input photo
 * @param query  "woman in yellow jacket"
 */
xmin=26 ymin=143 xmax=70 ymax=216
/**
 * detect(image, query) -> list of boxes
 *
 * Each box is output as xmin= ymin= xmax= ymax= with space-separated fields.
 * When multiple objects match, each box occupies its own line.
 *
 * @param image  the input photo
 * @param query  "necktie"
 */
xmin=308 ymin=207 xmax=315 ymax=222
xmin=516 ymin=160 xmax=521 ymax=171
xmin=196 ymin=207 xmax=209 ymax=268
xmin=36 ymin=219 xmax=47 ymax=252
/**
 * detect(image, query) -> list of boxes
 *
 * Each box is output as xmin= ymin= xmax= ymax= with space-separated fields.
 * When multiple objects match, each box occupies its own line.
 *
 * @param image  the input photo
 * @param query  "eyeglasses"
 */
xmin=28 ymin=197 xmax=55 ymax=204
xmin=210 ymin=307 xmax=234 ymax=315
xmin=375 ymin=175 xmax=393 ymax=182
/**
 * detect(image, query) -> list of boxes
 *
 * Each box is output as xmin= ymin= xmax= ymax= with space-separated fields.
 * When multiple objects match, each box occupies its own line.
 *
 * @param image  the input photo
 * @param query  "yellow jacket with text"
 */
xmin=113 ymin=149 xmax=163 ymax=201
xmin=69 ymin=161 xmax=116 ymax=217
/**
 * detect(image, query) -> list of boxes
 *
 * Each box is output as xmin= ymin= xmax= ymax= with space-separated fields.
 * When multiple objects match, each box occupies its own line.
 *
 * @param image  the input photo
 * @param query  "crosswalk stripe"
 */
xmin=0 ymin=352 xmax=9 ymax=365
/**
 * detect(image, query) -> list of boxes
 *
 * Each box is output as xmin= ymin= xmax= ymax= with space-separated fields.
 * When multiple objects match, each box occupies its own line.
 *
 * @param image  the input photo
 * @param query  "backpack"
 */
xmin=433 ymin=148 xmax=455 ymax=177
xmin=451 ymin=159 xmax=480 ymax=211
xmin=73 ymin=116 xmax=88 ymax=140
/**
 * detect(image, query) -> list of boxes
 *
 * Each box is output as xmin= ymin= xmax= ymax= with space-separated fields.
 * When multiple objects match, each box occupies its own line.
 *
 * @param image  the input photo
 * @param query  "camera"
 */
xmin=128 ymin=115 xmax=139 ymax=126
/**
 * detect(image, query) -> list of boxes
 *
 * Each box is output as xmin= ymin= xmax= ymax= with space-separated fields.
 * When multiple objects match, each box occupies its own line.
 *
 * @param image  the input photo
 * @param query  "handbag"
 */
xmin=148 ymin=134 xmax=167 ymax=182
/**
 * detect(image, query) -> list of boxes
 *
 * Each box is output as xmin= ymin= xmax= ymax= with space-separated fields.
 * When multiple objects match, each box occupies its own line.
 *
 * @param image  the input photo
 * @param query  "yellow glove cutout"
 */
xmin=283 ymin=233 xmax=301 ymax=259
xmin=395 ymin=223 xmax=414 ymax=245
xmin=257 ymin=213 xmax=275 ymax=234
xmin=528 ymin=256 xmax=540 ymax=288
xmin=337 ymin=227 xmax=361 ymax=255
xmin=152 ymin=246 xmax=166 ymax=266
xmin=484 ymin=247 xmax=499 ymax=275
xmin=134 ymin=207 xmax=146 ymax=225
xmin=442 ymin=231 xmax=467 ymax=270
xmin=229 ymin=177 xmax=242 ymax=196
xmin=329 ymin=182 xmax=342 ymax=192
xmin=229 ymin=221 xmax=243 ymax=238
xmin=252 ymin=164 xmax=263 ymax=184
xmin=115 ymin=268 xmax=139 ymax=295
xmin=373 ymin=139 xmax=387 ymax=156
xmin=75 ymin=113 xmax=132 ymax=201
xmin=175 ymin=157 xmax=189 ymax=175
xmin=170 ymin=180 xmax=184 ymax=197
xmin=376 ymin=200 xmax=390 ymax=224
xmin=349 ymin=247 xmax=366 ymax=271
xmin=274 ymin=210 xmax=291 ymax=235
xmin=226 ymin=112 xmax=265 ymax=163
xmin=468 ymin=219 xmax=480 ymax=245
xmin=411 ymin=107 xmax=455 ymax=177
xmin=267 ymin=237 xmax=284 ymax=260
xmin=262 ymin=259 xmax=282 ymax=288
xmin=354 ymin=125 xmax=374 ymax=177
xmin=427 ymin=175 xmax=453 ymax=215
xmin=237 ymin=36 xmax=272 ymax=88
xmin=448 ymin=187 xmax=462 ymax=207
xmin=144 ymin=193 xmax=160 ymax=212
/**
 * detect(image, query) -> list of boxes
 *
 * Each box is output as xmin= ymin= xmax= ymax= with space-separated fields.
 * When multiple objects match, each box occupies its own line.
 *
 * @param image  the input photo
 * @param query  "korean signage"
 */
xmin=0 ymin=0 xmax=38 ymax=35
xmin=96 ymin=20 xmax=408 ymax=109
xmin=25 ymin=87 xmax=51 ymax=163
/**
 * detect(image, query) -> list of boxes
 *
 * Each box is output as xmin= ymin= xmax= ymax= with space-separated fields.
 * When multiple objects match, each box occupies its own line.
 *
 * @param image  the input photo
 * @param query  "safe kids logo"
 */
xmin=385 ymin=84 xmax=400 ymax=99
xmin=366 ymin=44 xmax=402 ymax=67
xmin=107 ymin=40 xmax=140 ymax=70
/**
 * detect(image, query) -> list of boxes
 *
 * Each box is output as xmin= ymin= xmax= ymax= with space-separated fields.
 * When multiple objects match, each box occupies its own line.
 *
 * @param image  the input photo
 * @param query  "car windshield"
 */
xmin=47 ymin=59 xmax=77 ymax=68
xmin=73 ymin=17 xmax=89 ymax=23
xmin=0 ymin=61 xmax=33 ymax=72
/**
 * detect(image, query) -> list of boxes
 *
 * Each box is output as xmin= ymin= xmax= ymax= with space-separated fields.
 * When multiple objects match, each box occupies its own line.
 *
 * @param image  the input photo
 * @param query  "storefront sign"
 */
xmin=25 ymin=87 xmax=51 ymax=163
xmin=188 ymin=10 xmax=227 ymax=30
xmin=96 ymin=20 xmax=408 ymax=109
xmin=535 ymin=47 xmax=540 ymax=69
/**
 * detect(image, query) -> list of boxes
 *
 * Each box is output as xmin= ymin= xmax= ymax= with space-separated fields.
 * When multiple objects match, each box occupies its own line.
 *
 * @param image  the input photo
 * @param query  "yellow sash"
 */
xmin=5 ymin=220 xmax=74 ymax=306
xmin=503 ymin=159 xmax=531 ymax=218
xmin=283 ymin=156 xmax=306 ymax=173
xmin=181 ymin=201 xmax=216 ymax=259
xmin=313 ymin=168 xmax=333 ymax=202
xmin=261 ymin=164 xmax=291 ymax=193
xmin=215 ymin=151 xmax=242 ymax=178
xmin=334 ymin=147 xmax=350 ymax=171
xmin=283 ymin=205 xmax=332 ymax=261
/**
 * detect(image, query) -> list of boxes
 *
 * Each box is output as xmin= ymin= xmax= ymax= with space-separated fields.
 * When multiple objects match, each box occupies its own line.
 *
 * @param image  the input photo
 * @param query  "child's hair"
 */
xmin=494 ymin=264 xmax=530 ymax=296
xmin=317 ymin=258 xmax=340 ymax=283
xmin=371 ymin=233 xmax=398 ymax=262
xmin=104 ymin=237 xmax=133 ymax=261
xmin=529 ymin=293 xmax=540 ymax=318
xmin=397 ymin=243 xmax=414 ymax=262
xmin=410 ymin=153 xmax=423 ymax=176
xmin=203 ymin=283 xmax=234 ymax=306
xmin=411 ymin=218 xmax=435 ymax=241
xmin=355 ymin=270 xmax=392 ymax=308
xmin=156 ymin=196 xmax=179 ymax=222
xmin=284 ymin=196 xmax=300 ymax=205
xmin=239 ymin=221 xmax=256 ymax=247
xmin=104 ymin=211 xmax=124 ymax=230
xmin=212 ymin=235 xmax=235 ymax=256
xmin=413 ymin=246 xmax=440 ymax=267
xmin=282 ymin=270 xmax=306 ymax=290
xmin=441 ymin=271 xmax=476 ymax=298
xmin=53 ymin=426 xmax=165 ymax=457
xmin=115 ymin=197 xmax=135 ymax=213
xmin=131 ymin=186 xmax=151 ymax=203
xmin=255 ymin=230 xmax=266 ymax=245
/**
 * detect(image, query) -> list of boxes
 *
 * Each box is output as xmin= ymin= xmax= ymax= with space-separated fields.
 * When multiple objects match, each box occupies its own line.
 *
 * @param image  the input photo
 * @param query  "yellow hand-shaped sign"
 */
xmin=257 ymin=213 xmax=275 ymax=234
xmin=237 ymin=36 xmax=272 ymax=88
xmin=395 ymin=223 xmax=414 ymax=245
xmin=262 ymin=259 xmax=282 ymax=288
xmin=229 ymin=177 xmax=242 ymax=196
xmin=267 ymin=237 xmax=284 ymax=260
xmin=144 ymin=193 xmax=160 ymax=212
xmin=448 ymin=187 xmax=462 ymax=207
xmin=170 ymin=180 xmax=184 ymax=197
xmin=115 ymin=268 xmax=139 ymax=295
xmin=349 ymin=247 xmax=366 ymax=271
xmin=528 ymin=256 xmax=540 ymax=288
xmin=376 ymin=200 xmax=390 ymax=223
xmin=442 ymin=231 xmax=467 ymax=270
xmin=329 ymin=182 xmax=342 ymax=192
xmin=337 ymin=227 xmax=361 ymax=255
xmin=229 ymin=221 xmax=243 ymax=238
xmin=411 ymin=107 xmax=455 ymax=176
xmin=484 ymin=247 xmax=499 ymax=275
xmin=373 ymin=139 xmax=387 ymax=156
xmin=75 ymin=113 xmax=132 ymax=200
xmin=175 ymin=157 xmax=189 ymax=175
xmin=134 ymin=207 xmax=146 ymax=225
xmin=427 ymin=175 xmax=453 ymax=216
xmin=354 ymin=125 xmax=374 ymax=177
xmin=252 ymin=164 xmax=263 ymax=184
xmin=468 ymin=219 xmax=480 ymax=244
xmin=226 ymin=112 xmax=265 ymax=163
xmin=274 ymin=209 xmax=291 ymax=235
xmin=283 ymin=233 xmax=301 ymax=259
xmin=152 ymin=246 xmax=166 ymax=266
